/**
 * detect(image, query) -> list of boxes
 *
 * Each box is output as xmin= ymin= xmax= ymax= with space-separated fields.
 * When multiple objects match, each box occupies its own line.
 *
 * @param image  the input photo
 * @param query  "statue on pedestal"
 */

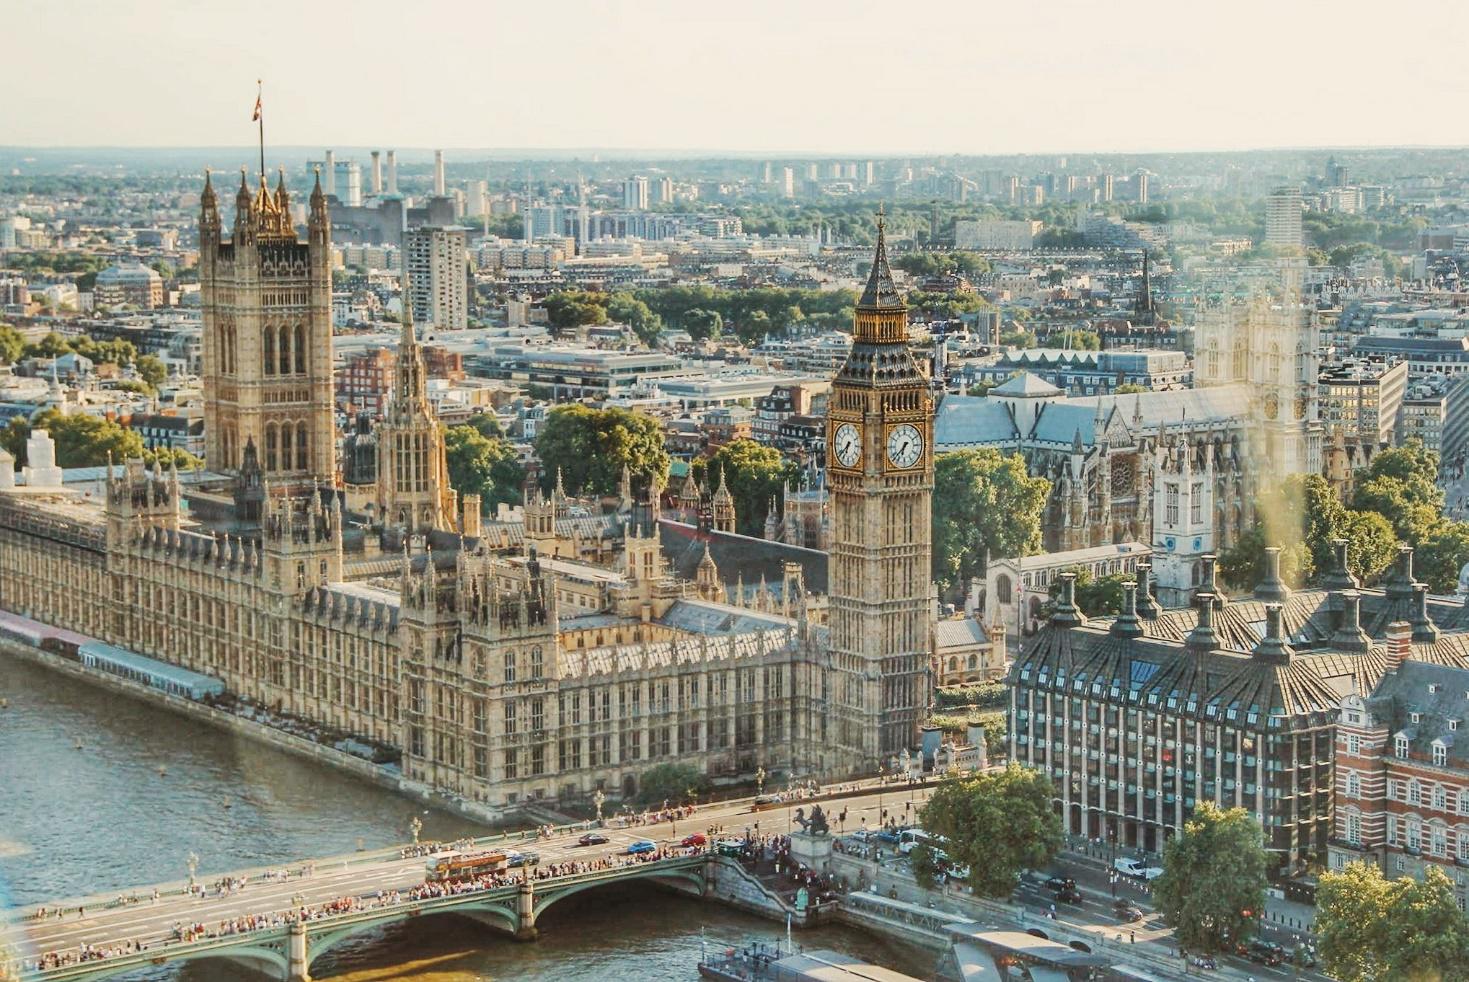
xmin=793 ymin=804 xmax=829 ymax=836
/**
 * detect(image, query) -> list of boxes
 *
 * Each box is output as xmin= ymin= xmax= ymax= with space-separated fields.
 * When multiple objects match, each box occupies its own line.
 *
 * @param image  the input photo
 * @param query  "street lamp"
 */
xmin=594 ymin=789 xmax=606 ymax=826
xmin=186 ymin=851 xmax=199 ymax=893
xmin=410 ymin=815 xmax=423 ymax=845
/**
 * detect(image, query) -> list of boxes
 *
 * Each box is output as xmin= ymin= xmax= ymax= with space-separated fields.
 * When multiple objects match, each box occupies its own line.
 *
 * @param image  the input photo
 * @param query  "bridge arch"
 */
xmin=532 ymin=864 xmax=705 ymax=922
xmin=305 ymin=901 xmax=519 ymax=974
xmin=28 ymin=942 xmax=291 ymax=982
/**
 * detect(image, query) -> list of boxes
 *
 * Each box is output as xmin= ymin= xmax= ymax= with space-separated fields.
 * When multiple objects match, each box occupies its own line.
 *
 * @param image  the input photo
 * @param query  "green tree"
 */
xmin=1350 ymin=441 xmax=1444 ymax=545
xmin=909 ymin=842 xmax=941 ymax=889
xmin=134 ymin=354 xmax=168 ymax=389
xmin=7 ymin=408 xmax=145 ymax=468
xmin=1114 ymin=383 xmax=1145 ymax=395
xmin=691 ymin=439 xmax=798 ymax=537
xmin=1152 ymin=803 xmax=1268 ymax=956
xmin=462 ymin=412 xmax=504 ymax=439
xmin=682 ymin=308 xmax=723 ymax=342
xmin=634 ymin=762 xmax=708 ymax=807
xmin=0 ymin=325 xmax=24 ymax=364
xmin=1316 ymin=863 xmax=1469 ymax=982
xmin=445 ymin=424 xmax=525 ymax=513
xmin=919 ymin=764 xmax=1062 ymax=898
xmin=534 ymin=405 xmax=670 ymax=496
xmin=606 ymin=292 xmax=663 ymax=346
xmin=1340 ymin=509 xmax=1397 ymax=584
xmin=542 ymin=291 xmax=608 ymax=330
xmin=932 ymin=449 xmax=1050 ymax=596
xmin=999 ymin=326 xmax=1036 ymax=349
xmin=1416 ymin=520 xmax=1469 ymax=594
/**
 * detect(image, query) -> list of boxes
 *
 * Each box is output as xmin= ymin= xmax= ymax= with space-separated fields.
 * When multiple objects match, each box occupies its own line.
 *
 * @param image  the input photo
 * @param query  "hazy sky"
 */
xmin=9 ymin=0 xmax=1467 ymax=154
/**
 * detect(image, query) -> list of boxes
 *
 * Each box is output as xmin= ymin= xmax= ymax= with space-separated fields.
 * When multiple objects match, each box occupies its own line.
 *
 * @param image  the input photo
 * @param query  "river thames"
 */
xmin=0 ymin=654 xmax=932 ymax=981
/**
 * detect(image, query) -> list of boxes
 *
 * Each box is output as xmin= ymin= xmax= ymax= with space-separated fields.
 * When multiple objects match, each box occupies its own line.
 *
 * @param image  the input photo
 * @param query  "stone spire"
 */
xmin=858 ymin=207 xmax=904 ymax=311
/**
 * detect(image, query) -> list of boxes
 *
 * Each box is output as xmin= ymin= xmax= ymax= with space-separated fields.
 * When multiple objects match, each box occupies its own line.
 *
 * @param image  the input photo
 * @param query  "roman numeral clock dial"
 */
xmin=833 ymin=422 xmax=861 ymax=468
xmin=886 ymin=423 xmax=922 ymax=469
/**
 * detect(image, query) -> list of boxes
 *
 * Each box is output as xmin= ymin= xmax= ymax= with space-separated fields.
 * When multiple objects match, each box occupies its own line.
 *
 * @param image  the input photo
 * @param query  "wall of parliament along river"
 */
xmin=0 ymin=653 xmax=931 ymax=981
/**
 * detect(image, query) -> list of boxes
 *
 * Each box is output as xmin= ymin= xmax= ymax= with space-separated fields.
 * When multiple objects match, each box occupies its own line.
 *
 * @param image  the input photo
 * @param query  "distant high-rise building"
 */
xmin=781 ymin=167 xmax=795 ymax=199
xmin=1100 ymin=173 xmax=1114 ymax=202
xmin=863 ymin=161 xmax=875 ymax=186
xmin=761 ymin=161 xmax=773 ymax=183
xmin=406 ymin=226 xmax=468 ymax=329
xmin=1135 ymin=171 xmax=1149 ymax=205
xmin=651 ymin=176 xmax=674 ymax=205
xmin=1326 ymin=156 xmax=1351 ymax=188
xmin=622 ymin=175 xmax=649 ymax=210
xmin=805 ymin=162 xmax=819 ymax=181
xmin=828 ymin=162 xmax=843 ymax=179
xmin=1265 ymin=187 xmax=1304 ymax=248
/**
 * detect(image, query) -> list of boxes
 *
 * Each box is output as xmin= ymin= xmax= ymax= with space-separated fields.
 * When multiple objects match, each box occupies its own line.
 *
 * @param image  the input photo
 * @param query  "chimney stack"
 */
xmin=1411 ymin=582 xmax=1440 ymax=644
xmin=434 ymin=150 xmax=445 ymax=196
xmin=1110 ymin=580 xmax=1145 ymax=639
xmin=1254 ymin=546 xmax=1291 ymax=602
xmin=1321 ymin=538 xmax=1360 ymax=591
xmin=386 ymin=150 xmax=398 ymax=194
xmin=370 ymin=150 xmax=382 ymax=195
xmin=1134 ymin=562 xmax=1160 ymax=619
xmin=1384 ymin=620 xmax=1411 ymax=673
xmin=1185 ymin=592 xmax=1219 ymax=654
xmin=1331 ymin=591 xmax=1371 ymax=651
xmin=1049 ymin=572 xmax=1086 ymax=629
xmin=324 ymin=149 xmax=336 ymax=197
xmin=1252 ymin=603 xmax=1293 ymax=664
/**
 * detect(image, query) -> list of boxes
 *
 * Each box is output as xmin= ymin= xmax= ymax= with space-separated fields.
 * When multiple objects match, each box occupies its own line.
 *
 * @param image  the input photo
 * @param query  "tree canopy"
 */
xmin=606 ymin=293 xmax=663 ymax=346
xmin=1219 ymin=473 xmax=1397 ymax=589
xmin=533 ymin=405 xmax=670 ymax=497
xmin=1047 ymin=566 xmax=1129 ymax=616
xmin=633 ymin=762 xmax=708 ymax=807
xmin=1151 ymin=803 xmax=1268 ymax=955
xmin=932 ymin=448 xmax=1050 ymax=596
xmin=444 ymin=423 xmax=525 ymax=514
xmin=0 ymin=408 xmax=197 ymax=470
xmin=542 ymin=290 xmax=608 ymax=331
xmin=918 ymin=764 xmax=1062 ymax=898
xmin=1316 ymin=863 xmax=1469 ymax=982
xmin=691 ymin=439 xmax=800 ymax=537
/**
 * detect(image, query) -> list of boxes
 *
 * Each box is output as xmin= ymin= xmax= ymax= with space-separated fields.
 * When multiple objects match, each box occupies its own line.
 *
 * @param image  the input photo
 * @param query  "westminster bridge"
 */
xmin=4 ymin=782 xmax=930 ymax=982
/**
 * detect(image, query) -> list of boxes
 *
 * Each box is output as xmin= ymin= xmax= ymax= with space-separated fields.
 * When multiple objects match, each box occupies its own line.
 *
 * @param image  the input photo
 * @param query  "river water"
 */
xmin=0 ymin=654 xmax=933 ymax=981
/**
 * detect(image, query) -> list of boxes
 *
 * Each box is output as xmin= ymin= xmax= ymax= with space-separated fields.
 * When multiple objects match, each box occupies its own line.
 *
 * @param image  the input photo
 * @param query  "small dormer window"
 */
xmin=1396 ymin=735 xmax=1410 ymax=759
xmin=1434 ymin=744 xmax=1448 ymax=768
xmin=1411 ymin=712 xmax=1422 ymax=724
xmin=1452 ymin=720 xmax=1460 ymax=732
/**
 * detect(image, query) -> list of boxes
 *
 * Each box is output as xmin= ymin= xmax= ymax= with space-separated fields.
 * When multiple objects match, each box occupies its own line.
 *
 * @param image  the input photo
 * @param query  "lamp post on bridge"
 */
xmin=410 ymin=815 xmax=423 ymax=846
xmin=594 ymin=789 xmax=606 ymax=827
xmin=185 ymin=851 xmax=199 ymax=893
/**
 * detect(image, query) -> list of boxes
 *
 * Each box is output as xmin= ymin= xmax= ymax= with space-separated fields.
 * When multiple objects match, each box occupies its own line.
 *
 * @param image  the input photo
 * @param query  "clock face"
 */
xmin=833 ymin=422 xmax=861 ymax=468
xmin=886 ymin=424 xmax=923 ymax=469
xmin=1264 ymin=392 xmax=1280 ymax=421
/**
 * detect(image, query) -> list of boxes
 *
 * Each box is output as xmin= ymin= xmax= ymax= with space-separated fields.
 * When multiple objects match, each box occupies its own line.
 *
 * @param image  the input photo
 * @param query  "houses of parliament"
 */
xmin=0 ymin=170 xmax=935 ymax=808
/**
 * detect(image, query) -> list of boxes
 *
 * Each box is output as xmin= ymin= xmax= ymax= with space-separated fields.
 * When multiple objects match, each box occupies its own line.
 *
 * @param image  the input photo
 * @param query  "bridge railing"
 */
xmin=22 ymin=854 xmax=712 ymax=981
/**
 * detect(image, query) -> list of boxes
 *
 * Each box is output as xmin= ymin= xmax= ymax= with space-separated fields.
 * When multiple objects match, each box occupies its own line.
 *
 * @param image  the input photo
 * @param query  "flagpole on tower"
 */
xmin=253 ymin=80 xmax=265 ymax=183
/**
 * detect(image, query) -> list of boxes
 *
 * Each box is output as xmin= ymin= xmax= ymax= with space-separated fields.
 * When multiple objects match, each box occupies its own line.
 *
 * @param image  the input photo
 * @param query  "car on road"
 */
xmin=505 ymin=851 xmax=539 ymax=868
xmin=1113 ymin=899 xmax=1144 ymax=922
xmin=1044 ymin=875 xmax=1076 ymax=892
xmin=1055 ymin=884 xmax=1083 ymax=904
xmin=716 ymin=838 xmax=745 ymax=856
xmin=874 ymin=827 xmax=904 ymax=845
xmin=846 ymin=829 xmax=876 ymax=843
xmin=626 ymin=839 xmax=656 ymax=855
xmin=577 ymin=832 xmax=609 ymax=846
xmin=1246 ymin=940 xmax=1284 ymax=966
xmin=680 ymin=833 xmax=707 ymax=848
xmin=1113 ymin=857 xmax=1164 ymax=881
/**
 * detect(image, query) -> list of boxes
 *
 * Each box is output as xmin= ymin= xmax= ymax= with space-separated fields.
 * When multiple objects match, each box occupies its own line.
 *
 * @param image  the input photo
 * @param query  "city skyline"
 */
xmin=7 ymin=0 xmax=1467 ymax=154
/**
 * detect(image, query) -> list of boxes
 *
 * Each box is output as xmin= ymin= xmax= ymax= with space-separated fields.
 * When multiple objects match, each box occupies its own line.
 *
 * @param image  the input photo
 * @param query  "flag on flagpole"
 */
xmin=252 ymin=90 xmax=262 ymax=122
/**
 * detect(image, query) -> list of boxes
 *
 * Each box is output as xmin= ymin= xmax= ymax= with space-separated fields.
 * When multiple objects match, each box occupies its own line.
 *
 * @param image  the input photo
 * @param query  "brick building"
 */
xmin=1331 ymin=634 xmax=1469 ymax=909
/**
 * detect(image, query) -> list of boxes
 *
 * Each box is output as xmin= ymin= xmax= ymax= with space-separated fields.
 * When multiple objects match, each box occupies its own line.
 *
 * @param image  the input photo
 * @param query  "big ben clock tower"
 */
xmin=827 ymin=213 xmax=934 ymax=766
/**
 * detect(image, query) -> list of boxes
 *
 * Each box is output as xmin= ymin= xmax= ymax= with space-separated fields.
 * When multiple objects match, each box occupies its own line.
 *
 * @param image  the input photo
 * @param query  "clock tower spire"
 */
xmin=826 ymin=211 xmax=934 ymax=767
